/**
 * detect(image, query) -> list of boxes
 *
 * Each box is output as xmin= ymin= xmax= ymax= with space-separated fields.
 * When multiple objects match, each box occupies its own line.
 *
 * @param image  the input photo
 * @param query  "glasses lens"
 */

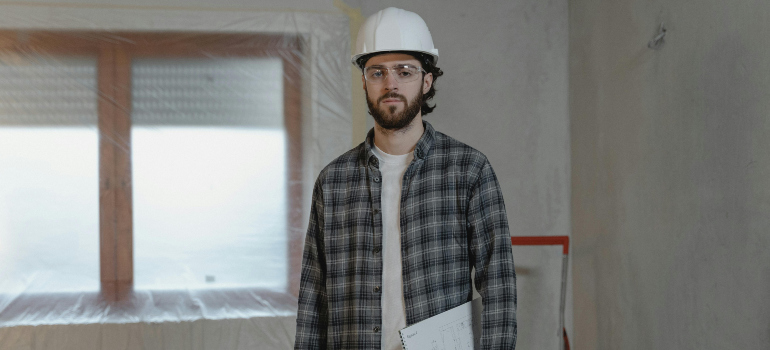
xmin=393 ymin=66 xmax=421 ymax=83
xmin=365 ymin=67 xmax=385 ymax=82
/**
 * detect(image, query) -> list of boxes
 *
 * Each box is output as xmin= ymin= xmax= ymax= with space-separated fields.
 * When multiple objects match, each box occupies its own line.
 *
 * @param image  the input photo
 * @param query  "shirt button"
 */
xmin=373 ymin=286 xmax=381 ymax=293
xmin=373 ymin=177 xmax=380 ymax=183
xmin=373 ymin=247 xmax=380 ymax=254
xmin=373 ymin=326 xmax=380 ymax=333
xmin=373 ymin=208 xmax=380 ymax=215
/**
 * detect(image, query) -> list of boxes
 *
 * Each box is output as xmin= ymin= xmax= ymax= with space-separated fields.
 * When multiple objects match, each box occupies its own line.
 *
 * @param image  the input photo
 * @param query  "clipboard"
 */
xmin=398 ymin=298 xmax=482 ymax=350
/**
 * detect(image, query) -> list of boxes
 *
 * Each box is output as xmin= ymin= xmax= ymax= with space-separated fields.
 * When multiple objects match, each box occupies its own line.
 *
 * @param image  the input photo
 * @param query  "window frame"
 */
xmin=0 ymin=31 xmax=304 ymax=303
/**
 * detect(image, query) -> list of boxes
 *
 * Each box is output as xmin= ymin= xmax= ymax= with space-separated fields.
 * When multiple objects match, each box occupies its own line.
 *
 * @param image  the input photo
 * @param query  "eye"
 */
xmin=396 ymin=66 xmax=420 ymax=78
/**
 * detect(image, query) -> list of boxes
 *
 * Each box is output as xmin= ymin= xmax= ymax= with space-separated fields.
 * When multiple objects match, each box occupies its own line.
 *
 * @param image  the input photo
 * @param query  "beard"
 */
xmin=366 ymin=88 xmax=424 ymax=131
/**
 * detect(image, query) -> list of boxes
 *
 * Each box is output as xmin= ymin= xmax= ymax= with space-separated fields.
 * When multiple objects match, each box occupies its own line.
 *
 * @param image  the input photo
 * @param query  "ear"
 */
xmin=362 ymin=74 xmax=367 ymax=91
xmin=423 ymin=72 xmax=433 ymax=94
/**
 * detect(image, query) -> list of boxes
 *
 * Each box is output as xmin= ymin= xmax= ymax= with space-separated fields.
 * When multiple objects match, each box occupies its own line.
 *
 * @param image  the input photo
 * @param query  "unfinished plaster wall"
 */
xmin=571 ymin=0 xmax=770 ymax=348
xmin=348 ymin=0 xmax=571 ymax=348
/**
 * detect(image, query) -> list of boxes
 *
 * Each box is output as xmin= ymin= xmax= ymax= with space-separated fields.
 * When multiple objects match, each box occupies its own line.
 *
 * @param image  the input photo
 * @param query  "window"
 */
xmin=0 ymin=56 xmax=100 ymax=295
xmin=131 ymin=58 xmax=288 ymax=290
xmin=0 ymin=32 xmax=304 ymax=304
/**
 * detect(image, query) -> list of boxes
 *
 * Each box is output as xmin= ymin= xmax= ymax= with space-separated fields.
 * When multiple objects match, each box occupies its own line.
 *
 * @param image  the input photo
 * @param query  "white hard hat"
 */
xmin=352 ymin=7 xmax=439 ymax=67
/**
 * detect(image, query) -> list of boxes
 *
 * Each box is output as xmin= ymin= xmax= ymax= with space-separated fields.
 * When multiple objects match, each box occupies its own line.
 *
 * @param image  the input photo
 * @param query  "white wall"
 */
xmin=349 ymin=1 xmax=571 ymax=349
xmin=571 ymin=0 xmax=770 ymax=348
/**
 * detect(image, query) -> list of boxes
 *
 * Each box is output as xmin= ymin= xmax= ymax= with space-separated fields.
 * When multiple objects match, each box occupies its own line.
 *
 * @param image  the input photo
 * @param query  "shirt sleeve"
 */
xmin=467 ymin=160 xmax=517 ymax=350
xmin=294 ymin=179 xmax=328 ymax=350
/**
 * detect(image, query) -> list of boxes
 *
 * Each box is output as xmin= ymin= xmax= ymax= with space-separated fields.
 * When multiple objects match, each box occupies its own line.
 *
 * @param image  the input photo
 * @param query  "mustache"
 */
xmin=377 ymin=92 xmax=407 ymax=104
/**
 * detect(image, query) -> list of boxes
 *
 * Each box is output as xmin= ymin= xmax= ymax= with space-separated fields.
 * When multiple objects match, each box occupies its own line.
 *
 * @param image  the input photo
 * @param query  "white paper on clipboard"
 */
xmin=398 ymin=298 xmax=482 ymax=350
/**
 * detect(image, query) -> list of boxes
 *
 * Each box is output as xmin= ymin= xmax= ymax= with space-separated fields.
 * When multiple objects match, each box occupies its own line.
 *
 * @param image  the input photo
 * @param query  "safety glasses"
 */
xmin=363 ymin=64 xmax=426 ymax=84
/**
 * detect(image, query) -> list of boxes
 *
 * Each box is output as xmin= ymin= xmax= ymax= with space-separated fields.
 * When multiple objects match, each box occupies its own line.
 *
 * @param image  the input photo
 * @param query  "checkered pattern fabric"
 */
xmin=295 ymin=121 xmax=517 ymax=349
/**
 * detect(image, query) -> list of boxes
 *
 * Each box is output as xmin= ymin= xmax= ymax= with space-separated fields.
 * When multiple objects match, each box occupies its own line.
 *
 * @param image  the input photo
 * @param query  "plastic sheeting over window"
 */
xmin=0 ymin=5 xmax=351 ymax=349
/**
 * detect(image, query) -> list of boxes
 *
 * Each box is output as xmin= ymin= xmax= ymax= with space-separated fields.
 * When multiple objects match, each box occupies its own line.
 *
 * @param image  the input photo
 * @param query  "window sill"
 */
xmin=0 ymin=287 xmax=297 ymax=327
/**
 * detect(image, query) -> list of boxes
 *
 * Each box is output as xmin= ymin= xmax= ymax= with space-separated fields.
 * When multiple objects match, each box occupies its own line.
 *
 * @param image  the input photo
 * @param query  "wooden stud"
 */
xmin=97 ymin=43 xmax=119 ymax=301
xmin=282 ymin=38 xmax=304 ymax=298
xmin=113 ymin=47 xmax=134 ymax=296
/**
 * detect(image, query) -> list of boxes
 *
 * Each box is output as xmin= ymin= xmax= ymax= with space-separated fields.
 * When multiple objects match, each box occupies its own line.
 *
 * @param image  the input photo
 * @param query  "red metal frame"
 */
xmin=510 ymin=235 xmax=569 ymax=255
xmin=511 ymin=235 xmax=571 ymax=350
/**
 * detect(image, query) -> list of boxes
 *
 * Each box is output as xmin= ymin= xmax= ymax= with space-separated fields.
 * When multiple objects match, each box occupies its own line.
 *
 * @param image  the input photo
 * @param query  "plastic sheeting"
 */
xmin=0 ymin=4 xmax=351 ymax=349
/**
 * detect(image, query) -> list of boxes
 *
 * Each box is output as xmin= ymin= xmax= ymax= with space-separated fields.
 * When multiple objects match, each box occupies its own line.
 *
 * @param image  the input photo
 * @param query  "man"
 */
xmin=295 ymin=7 xmax=516 ymax=350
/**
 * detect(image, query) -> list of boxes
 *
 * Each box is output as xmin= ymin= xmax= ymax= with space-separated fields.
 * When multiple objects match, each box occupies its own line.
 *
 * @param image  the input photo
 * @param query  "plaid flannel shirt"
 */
xmin=295 ymin=121 xmax=517 ymax=349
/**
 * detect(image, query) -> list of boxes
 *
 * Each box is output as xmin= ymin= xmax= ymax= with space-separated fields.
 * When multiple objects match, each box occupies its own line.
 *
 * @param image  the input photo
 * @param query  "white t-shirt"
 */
xmin=371 ymin=144 xmax=414 ymax=350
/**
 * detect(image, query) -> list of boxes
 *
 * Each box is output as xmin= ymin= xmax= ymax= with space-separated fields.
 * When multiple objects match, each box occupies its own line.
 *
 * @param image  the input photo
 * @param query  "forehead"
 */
xmin=364 ymin=53 xmax=421 ymax=68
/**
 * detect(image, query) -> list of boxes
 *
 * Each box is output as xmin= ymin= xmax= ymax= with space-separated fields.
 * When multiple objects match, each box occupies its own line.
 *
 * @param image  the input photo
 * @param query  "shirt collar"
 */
xmin=360 ymin=120 xmax=436 ymax=167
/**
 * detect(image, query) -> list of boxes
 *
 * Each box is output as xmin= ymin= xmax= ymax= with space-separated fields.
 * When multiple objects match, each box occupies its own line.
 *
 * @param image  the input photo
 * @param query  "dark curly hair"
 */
xmin=357 ymin=51 xmax=444 ymax=116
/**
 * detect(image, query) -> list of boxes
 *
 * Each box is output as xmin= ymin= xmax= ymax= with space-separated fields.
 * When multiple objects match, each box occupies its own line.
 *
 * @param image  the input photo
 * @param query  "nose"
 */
xmin=384 ymin=70 xmax=399 ymax=90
